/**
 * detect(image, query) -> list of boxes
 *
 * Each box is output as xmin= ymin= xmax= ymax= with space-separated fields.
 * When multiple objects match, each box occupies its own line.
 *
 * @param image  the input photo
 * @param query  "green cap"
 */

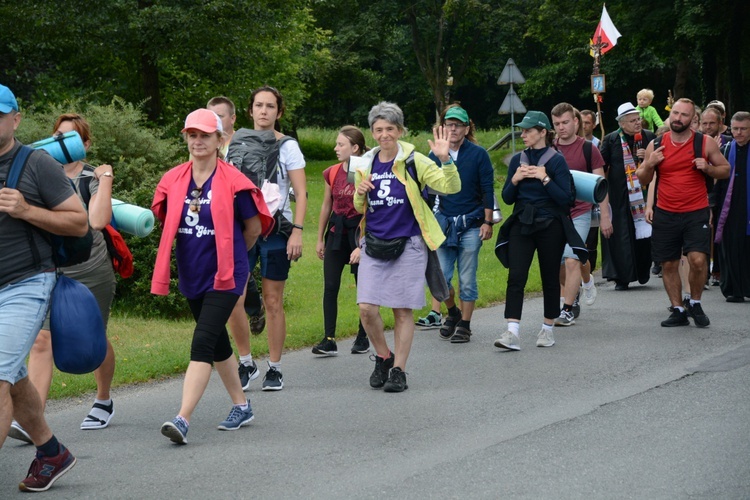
xmin=444 ymin=106 xmax=469 ymax=124
xmin=515 ymin=110 xmax=552 ymax=130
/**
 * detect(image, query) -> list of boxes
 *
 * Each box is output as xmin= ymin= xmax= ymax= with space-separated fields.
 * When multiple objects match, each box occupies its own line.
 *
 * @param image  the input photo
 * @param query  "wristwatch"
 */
xmin=482 ymin=220 xmax=494 ymax=226
xmin=98 ymin=172 xmax=113 ymax=179
xmin=542 ymin=175 xmax=551 ymax=185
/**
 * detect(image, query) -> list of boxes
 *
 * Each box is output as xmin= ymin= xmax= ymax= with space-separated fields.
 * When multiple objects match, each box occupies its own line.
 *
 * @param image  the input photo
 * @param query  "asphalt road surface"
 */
xmin=2 ymin=275 xmax=749 ymax=498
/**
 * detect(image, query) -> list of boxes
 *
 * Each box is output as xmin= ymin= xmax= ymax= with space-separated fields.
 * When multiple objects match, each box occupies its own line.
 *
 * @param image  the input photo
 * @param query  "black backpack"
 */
xmin=226 ymin=128 xmax=294 ymax=187
xmin=7 ymin=146 xmax=93 ymax=268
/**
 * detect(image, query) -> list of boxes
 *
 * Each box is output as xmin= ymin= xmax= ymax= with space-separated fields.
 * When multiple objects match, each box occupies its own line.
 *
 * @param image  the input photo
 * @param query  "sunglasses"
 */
xmin=189 ymin=187 xmax=202 ymax=213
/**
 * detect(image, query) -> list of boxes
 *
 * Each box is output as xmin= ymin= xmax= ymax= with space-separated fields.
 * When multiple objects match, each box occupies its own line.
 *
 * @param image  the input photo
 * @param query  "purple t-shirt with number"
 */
xmin=365 ymin=156 xmax=420 ymax=239
xmin=176 ymin=173 xmax=259 ymax=299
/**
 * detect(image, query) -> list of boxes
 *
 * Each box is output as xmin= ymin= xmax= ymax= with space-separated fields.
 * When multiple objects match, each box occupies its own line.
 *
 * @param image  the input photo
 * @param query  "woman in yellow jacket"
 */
xmin=354 ymin=101 xmax=460 ymax=392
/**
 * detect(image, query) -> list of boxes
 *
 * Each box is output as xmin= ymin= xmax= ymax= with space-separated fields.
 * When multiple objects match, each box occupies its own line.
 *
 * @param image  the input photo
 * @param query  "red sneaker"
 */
xmin=19 ymin=445 xmax=77 ymax=492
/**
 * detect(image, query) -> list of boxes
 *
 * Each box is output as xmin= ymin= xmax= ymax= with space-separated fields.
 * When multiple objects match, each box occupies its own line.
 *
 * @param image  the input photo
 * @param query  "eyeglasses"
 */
xmin=443 ymin=123 xmax=466 ymax=130
xmin=189 ymin=187 xmax=202 ymax=213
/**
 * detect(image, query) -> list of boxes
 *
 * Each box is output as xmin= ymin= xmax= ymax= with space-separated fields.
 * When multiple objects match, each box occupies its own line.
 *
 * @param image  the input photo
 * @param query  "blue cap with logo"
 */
xmin=0 ymin=84 xmax=19 ymax=114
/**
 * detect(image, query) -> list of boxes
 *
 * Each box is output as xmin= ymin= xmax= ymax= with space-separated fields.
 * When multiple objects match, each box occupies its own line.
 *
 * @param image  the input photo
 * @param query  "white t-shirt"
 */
xmin=277 ymin=139 xmax=305 ymax=222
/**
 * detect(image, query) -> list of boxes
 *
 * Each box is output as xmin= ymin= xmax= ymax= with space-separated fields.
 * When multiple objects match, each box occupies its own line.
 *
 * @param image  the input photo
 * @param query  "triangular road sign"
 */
xmin=498 ymin=88 xmax=526 ymax=114
xmin=497 ymin=58 xmax=525 ymax=85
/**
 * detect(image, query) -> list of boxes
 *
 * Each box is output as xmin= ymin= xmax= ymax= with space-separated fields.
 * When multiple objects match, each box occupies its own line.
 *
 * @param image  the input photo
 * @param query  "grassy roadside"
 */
xmin=47 ymin=129 xmax=544 ymax=400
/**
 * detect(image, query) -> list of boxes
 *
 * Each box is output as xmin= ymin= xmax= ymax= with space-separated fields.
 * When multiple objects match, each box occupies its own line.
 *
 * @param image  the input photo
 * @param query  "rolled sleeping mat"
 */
xmin=111 ymin=199 xmax=155 ymax=237
xmin=30 ymin=131 xmax=87 ymax=165
xmin=571 ymin=170 xmax=608 ymax=204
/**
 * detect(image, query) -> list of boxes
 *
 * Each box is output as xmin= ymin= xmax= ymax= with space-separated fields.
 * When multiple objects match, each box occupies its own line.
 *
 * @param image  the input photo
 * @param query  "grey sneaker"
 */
xmin=571 ymin=291 xmax=581 ymax=318
xmin=8 ymin=420 xmax=32 ymax=444
xmin=416 ymin=311 xmax=442 ymax=329
xmin=238 ymin=360 xmax=260 ymax=391
xmin=161 ymin=417 xmax=188 ymax=444
xmin=554 ymin=309 xmax=575 ymax=326
xmin=536 ymin=328 xmax=555 ymax=347
xmin=217 ymin=404 xmax=254 ymax=430
xmin=494 ymin=331 xmax=520 ymax=351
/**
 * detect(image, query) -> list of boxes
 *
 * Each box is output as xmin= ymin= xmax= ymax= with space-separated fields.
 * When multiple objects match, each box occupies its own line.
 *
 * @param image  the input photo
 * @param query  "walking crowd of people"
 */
xmin=1 ymin=79 xmax=749 ymax=492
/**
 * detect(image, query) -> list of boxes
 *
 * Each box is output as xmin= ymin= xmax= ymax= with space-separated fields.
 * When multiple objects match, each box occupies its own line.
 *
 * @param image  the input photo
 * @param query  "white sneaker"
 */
xmin=494 ymin=330 xmax=520 ymax=351
xmin=582 ymin=282 xmax=597 ymax=306
xmin=8 ymin=420 xmax=32 ymax=444
xmin=536 ymin=328 xmax=555 ymax=347
xmin=554 ymin=309 xmax=575 ymax=326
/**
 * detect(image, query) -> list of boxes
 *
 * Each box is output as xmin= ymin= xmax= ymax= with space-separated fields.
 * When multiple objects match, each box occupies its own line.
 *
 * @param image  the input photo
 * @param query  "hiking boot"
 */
xmin=8 ymin=420 xmax=32 ymax=444
xmin=217 ymin=404 xmax=254 ymax=430
xmin=18 ymin=445 xmax=77 ymax=492
xmin=439 ymin=309 xmax=462 ymax=340
xmin=250 ymin=304 xmax=266 ymax=335
xmin=351 ymin=334 xmax=370 ymax=354
xmin=582 ymin=282 xmax=597 ymax=306
xmin=536 ymin=328 xmax=555 ymax=347
xmin=494 ymin=331 xmax=520 ymax=351
xmin=661 ymin=309 xmax=689 ymax=327
xmin=685 ymin=301 xmax=710 ymax=328
xmin=415 ymin=311 xmax=442 ymax=329
xmin=571 ymin=291 xmax=581 ymax=318
xmin=369 ymin=352 xmax=395 ymax=388
xmin=238 ymin=360 xmax=259 ymax=391
xmin=554 ymin=309 xmax=575 ymax=326
xmin=383 ymin=367 xmax=408 ymax=393
xmin=450 ymin=325 xmax=472 ymax=343
xmin=161 ymin=417 xmax=189 ymax=444
xmin=312 ymin=337 xmax=338 ymax=356
xmin=262 ymin=366 xmax=284 ymax=391
xmin=80 ymin=400 xmax=115 ymax=430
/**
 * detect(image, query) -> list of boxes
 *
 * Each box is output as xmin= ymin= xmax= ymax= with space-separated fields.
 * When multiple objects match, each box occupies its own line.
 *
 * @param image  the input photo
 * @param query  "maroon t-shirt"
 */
xmin=323 ymin=163 xmax=359 ymax=231
xmin=555 ymin=136 xmax=606 ymax=218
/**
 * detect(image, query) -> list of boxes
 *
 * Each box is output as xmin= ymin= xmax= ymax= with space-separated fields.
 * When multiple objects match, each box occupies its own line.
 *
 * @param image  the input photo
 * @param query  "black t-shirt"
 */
xmin=0 ymin=140 xmax=76 ymax=288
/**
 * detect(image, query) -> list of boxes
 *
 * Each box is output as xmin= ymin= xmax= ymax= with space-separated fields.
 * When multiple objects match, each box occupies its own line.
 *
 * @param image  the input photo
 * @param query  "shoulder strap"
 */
xmin=693 ymin=131 xmax=704 ymax=159
xmin=583 ymin=140 xmax=592 ymax=173
xmin=7 ymin=145 xmax=34 ymax=189
xmin=327 ymin=163 xmax=343 ymax=186
xmin=266 ymin=135 xmax=294 ymax=182
xmin=78 ymin=164 xmax=96 ymax=206
xmin=519 ymin=148 xmax=556 ymax=167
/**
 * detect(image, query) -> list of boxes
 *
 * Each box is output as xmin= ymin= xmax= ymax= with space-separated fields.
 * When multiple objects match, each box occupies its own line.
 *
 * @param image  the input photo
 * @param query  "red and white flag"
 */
xmin=590 ymin=5 xmax=621 ymax=57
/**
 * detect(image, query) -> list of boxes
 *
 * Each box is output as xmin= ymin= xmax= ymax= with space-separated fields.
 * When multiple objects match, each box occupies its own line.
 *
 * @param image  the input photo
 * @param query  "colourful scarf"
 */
xmin=714 ymin=141 xmax=749 ymax=242
xmin=619 ymin=131 xmax=651 ymax=239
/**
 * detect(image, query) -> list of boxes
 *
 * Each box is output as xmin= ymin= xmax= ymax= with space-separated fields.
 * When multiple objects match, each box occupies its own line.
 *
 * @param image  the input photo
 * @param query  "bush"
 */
xmin=16 ymin=97 xmax=192 ymax=318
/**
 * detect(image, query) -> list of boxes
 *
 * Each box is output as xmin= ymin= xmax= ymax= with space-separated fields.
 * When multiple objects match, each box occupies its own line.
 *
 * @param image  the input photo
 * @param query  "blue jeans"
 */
xmin=437 ymin=226 xmax=482 ymax=302
xmin=0 ymin=272 xmax=56 ymax=384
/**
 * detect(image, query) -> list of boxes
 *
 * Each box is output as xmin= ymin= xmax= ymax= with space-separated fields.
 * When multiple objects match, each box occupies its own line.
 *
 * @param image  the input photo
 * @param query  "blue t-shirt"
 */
xmin=176 ymin=173 xmax=259 ymax=299
xmin=365 ymin=155 xmax=421 ymax=239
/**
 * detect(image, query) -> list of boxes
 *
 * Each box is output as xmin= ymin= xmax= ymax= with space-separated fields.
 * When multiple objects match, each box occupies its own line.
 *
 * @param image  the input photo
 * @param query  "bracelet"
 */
xmin=292 ymin=223 xmax=304 ymax=231
xmin=441 ymin=158 xmax=454 ymax=165
xmin=483 ymin=220 xmax=494 ymax=226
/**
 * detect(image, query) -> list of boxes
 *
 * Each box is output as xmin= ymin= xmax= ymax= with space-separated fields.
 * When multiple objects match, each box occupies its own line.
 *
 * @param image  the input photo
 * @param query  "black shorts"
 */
xmin=651 ymin=207 xmax=711 ymax=263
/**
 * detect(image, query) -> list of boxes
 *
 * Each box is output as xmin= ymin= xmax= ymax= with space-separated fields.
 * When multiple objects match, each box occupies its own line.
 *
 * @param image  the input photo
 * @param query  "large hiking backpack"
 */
xmin=226 ymin=128 xmax=294 ymax=187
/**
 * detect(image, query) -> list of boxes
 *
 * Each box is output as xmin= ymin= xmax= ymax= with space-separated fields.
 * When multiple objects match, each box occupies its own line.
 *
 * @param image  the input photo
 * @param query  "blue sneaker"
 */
xmin=217 ymin=404 xmax=254 ymax=431
xmin=161 ymin=417 xmax=188 ymax=444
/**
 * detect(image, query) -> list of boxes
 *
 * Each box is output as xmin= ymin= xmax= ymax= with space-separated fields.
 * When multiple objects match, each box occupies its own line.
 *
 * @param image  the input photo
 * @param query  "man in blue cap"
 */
xmin=416 ymin=104 xmax=495 ymax=343
xmin=0 ymin=84 xmax=87 ymax=492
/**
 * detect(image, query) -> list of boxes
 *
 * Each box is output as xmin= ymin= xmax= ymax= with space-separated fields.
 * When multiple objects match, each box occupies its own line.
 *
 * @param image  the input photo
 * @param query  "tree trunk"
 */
xmin=138 ymin=0 xmax=161 ymax=122
xmin=673 ymin=58 xmax=690 ymax=100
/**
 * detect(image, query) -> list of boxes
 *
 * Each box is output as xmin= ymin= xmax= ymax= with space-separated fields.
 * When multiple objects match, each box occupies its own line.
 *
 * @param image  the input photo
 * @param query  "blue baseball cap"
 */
xmin=0 ymin=84 xmax=19 ymax=114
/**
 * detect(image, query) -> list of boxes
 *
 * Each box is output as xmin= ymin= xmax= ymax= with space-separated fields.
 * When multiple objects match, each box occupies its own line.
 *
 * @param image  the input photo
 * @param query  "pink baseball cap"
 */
xmin=181 ymin=108 xmax=223 ymax=134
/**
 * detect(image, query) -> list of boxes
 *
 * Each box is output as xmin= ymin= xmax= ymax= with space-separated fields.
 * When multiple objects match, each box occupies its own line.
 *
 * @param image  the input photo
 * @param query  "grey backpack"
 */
xmin=227 ymin=128 xmax=294 ymax=187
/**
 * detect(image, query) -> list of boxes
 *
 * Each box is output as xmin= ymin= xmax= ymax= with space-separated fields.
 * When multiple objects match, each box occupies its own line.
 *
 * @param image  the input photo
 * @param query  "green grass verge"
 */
xmin=47 ymin=129 xmax=542 ymax=400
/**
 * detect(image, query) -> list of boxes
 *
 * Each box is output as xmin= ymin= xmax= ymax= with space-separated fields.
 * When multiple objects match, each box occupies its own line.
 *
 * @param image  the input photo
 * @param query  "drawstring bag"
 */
xmin=49 ymin=275 xmax=107 ymax=374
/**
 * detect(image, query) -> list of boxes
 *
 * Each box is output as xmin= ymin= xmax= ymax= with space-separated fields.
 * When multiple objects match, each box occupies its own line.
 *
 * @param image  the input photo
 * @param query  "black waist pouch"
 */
xmin=364 ymin=233 xmax=408 ymax=260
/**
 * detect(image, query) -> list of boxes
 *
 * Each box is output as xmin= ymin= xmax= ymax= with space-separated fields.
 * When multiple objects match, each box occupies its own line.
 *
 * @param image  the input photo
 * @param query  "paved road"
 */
xmin=2 ymin=276 xmax=750 ymax=498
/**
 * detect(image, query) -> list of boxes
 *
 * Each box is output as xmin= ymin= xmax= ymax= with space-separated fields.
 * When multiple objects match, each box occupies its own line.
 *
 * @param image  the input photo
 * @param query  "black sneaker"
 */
xmin=238 ymin=360 xmax=259 ymax=391
xmin=312 ymin=337 xmax=338 ymax=356
xmin=369 ymin=352 xmax=394 ymax=388
xmin=651 ymin=263 xmax=662 ymax=275
xmin=262 ymin=366 xmax=284 ymax=391
xmin=439 ymin=309 xmax=462 ymax=340
xmin=685 ymin=301 xmax=710 ymax=327
xmin=661 ymin=309 xmax=689 ymax=327
xmin=571 ymin=290 xmax=581 ymax=319
xmin=383 ymin=367 xmax=408 ymax=393
xmin=351 ymin=334 xmax=370 ymax=354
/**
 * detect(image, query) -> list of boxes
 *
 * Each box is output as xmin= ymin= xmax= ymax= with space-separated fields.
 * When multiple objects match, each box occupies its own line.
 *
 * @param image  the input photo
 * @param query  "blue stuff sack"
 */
xmin=49 ymin=275 xmax=106 ymax=374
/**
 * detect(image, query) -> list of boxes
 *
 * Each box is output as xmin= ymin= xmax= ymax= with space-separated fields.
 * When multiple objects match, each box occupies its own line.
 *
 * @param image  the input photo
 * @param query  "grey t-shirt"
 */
xmin=0 ymin=140 xmax=77 ymax=288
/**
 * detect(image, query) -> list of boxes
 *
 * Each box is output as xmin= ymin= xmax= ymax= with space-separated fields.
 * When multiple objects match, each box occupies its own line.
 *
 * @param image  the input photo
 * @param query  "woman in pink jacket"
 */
xmin=151 ymin=109 xmax=273 ymax=444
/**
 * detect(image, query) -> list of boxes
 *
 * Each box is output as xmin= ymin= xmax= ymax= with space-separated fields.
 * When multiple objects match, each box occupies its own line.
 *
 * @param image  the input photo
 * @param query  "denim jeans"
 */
xmin=437 ymin=226 xmax=482 ymax=302
xmin=0 ymin=272 xmax=56 ymax=384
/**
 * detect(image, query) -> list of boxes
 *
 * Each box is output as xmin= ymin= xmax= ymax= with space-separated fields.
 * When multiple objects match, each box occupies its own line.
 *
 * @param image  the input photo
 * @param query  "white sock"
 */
xmin=268 ymin=361 xmax=281 ymax=370
xmin=94 ymin=398 xmax=112 ymax=407
xmin=583 ymin=276 xmax=594 ymax=288
xmin=507 ymin=321 xmax=520 ymax=337
xmin=690 ymin=299 xmax=700 ymax=306
xmin=239 ymin=354 xmax=253 ymax=366
xmin=236 ymin=402 xmax=249 ymax=411
xmin=542 ymin=323 xmax=554 ymax=332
